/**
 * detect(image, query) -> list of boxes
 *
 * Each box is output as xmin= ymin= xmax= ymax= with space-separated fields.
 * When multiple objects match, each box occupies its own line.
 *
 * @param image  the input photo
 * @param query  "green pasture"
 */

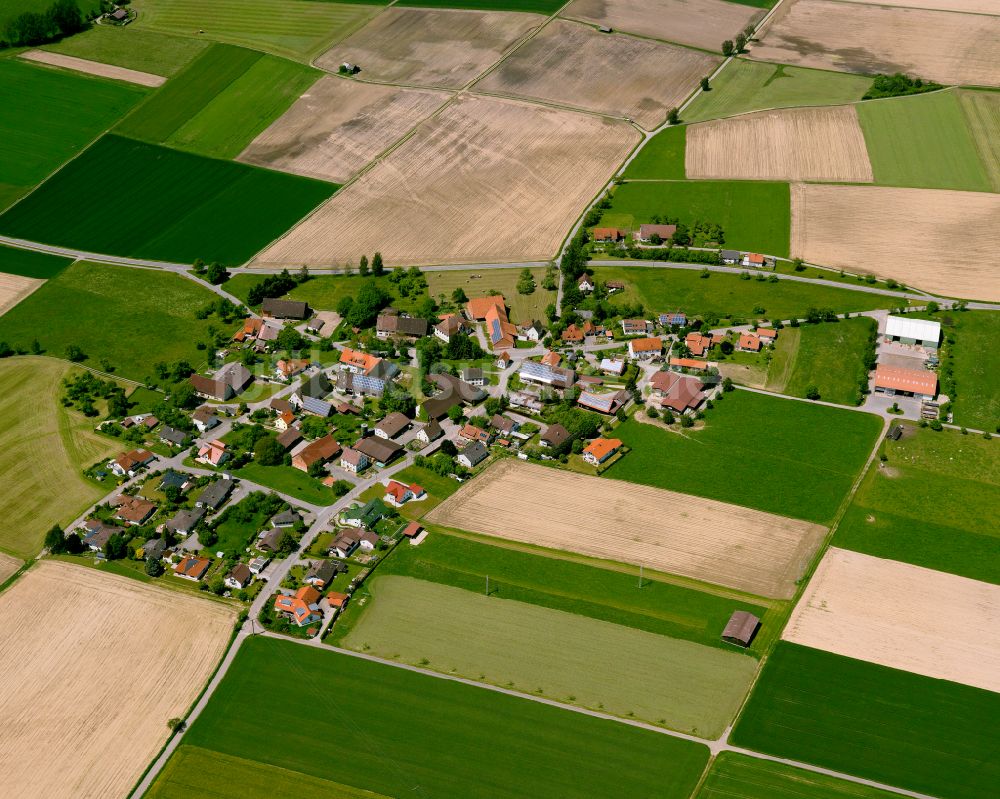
xmin=731 ymin=643 xmax=1000 ymax=799
xmin=599 ymin=180 xmax=790 ymax=257
xmin=858 ymin=90 xmax=992 ymax=192
xmin=590 ymin=265 xmax=894 ymax=320
xmin=946 ymin=311 xmax=1000 ymax=432
xmin=0 ymin=58 xmax=146 ymax=211
xmin=607 ymin=390 xmax=882 ymax=524
xmin=179 ymin=635 xmax=710 ymax=798
xmin=0 ymin=261 xmax=233 ymax=380
xmin=622 ymin=124 xmax=686 ymax=180
xmin=395 ymin=0 xmax=571 ymax=14
xmin=41 ymin=25 xmax=208 ymax=76
xmin=131 ymin=0 xmax=381 ymax=62
xmin=232 ymin=463 xmax=336 ymax=506
xmin=697 ymin=752 xmax=907 ymax=799
xmin=0 ymin=244 xmax=71 ymax=279
xmin=0 ymin=135 xmax=336 ymax=265
xmin=342 ymin=576 xmax=756 ymax=737
xmin=834 ymin=424 xmax=1000 ymax=584
xmin=683 ymin=59 xmax=870 ymax=123
xmin=958 ymin=89 xmax=1000 ymax=192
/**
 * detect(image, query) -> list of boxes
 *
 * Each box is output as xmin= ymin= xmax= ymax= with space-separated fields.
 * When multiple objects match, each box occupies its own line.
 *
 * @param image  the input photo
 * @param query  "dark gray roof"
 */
xmin=159 ymin=470 xmax=188 ymax=490
xmin=353 ymin=436 xmax=403 ymax=464
xmin=422 ymin=372 xmax=486 ymax=419
xmin=257 ymin=528 xmax=284 ymax=552
xmin=377 ymin=314 xmax=428 ymax=337
xmin=166 ymin=506 xmax=206 ymax=534
xmin=721 ymin=249 xmax=740 ymax=259
xmin=159 ymin=426 xmax=187 ymax=445
xmin=459 ymin=440 xmax=488 ymax=466
xmin=143 ymin=538 xmax=166 ymax=557
xmin=301 ymin=396 xmax=332 ymax=417
xmin=271 ymin=508 xmax=302 ymax=527
xmin=541 ymin=424 xmax=570 ymax=447
xmin=262 ymin=298 xmax=310 ymax=319
xmin=301 ymin=372 xmax=332 ymax=399
xmin=197 ymin=478 xmax=234 ymax=509
xmin=306 ymin=560 xmax=337 ymax=584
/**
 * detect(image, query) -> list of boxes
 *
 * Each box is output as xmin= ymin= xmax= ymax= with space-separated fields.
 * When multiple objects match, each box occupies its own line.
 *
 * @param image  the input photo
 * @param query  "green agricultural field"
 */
xmin=131 ymin=0 xmax=380 ymax=62
xmin=0 ymin=357 xmax=123 ymax=558
xmin=622 ymin=125 xmax=686 ymax=180
xmin=0 ymin=261 xmax=235 ymax=380
xmin=697 ymin=752 xmax=907 ymax=799
xmin=858 ymin=90 xmax=992 ymax=192
xmin=0 ymin=59 xmax=146 ymax=211
xmin=354 ymin=531 xmax=774 ymax=652
xmin=225 ymin=272 xmax=369 ymax=309
xmin=945 ymin=311 xmax=1000 ymax=432
xmin=607 ymin=390 xmax=882 ymax=524
xmin=590 ymin=265 xmax=894 ymax=321
xmin=41 ymin=25 xmax=208 ymax=76
xmin=834 ymin=425 xmax=1000 ymax=584
xmin=958 ymin=89 xmax=1000 ymax=192
xmin=0 ymin=135 xmax=336 ymax=265
xmin=767 ymin=317 xmax=875 ymax=405
xmin=731 ymin=643 xmax=1000 ymax=799
xmin=232 ymin=463 xmax=336 ymax=506
xmin=394 ymin=0 xmax=572 ymax=14
xmin=341 ymin=576 xmax=757 ymax=737
xmin=125 ymin=386 xmax=164 ymax=414
xmin=177 ymin=636 xmax=710 ymax=799
xmin=599 ymin=180 xmax=790 ymax=257
xmin=0 ymin=244 xmax=71 ymax=279
xmin=683 ymin=59 xmax=870 ymax=123
xmin=424 ymin=267 xmax=556 ymax=324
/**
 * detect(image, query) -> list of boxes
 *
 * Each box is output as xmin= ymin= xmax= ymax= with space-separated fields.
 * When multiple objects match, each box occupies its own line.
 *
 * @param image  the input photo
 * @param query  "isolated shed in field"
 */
xmin=722 ymin=611 xmax=760 ymax=648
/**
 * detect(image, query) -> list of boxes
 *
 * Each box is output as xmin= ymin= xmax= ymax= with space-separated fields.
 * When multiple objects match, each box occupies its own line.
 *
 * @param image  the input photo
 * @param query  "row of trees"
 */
xmin=3 ymin=0 xmax=87 ymax=48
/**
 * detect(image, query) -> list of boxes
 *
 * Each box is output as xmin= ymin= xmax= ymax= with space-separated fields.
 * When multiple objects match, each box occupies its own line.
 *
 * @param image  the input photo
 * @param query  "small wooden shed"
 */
xmin=722 ymin=611 xmax=760 ymax=648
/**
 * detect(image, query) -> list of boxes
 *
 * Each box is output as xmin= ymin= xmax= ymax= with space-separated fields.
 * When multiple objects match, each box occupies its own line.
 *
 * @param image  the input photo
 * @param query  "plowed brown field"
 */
xmin=254 ymin=95 xmax=639 ymax=267
xmin=426 ymin=460 xmax=826 ymax=598
xmin=785 ymin=548 xmax=1000 ymax=693
xmin=686 ymin=105 xmax=873 ymax=182
xmin=791 ymin=183 xmax=1000 ymax=301
xmin=750 ymin=0 xmax=1000 ymax=88
xmin=0 ymin=561 xmax=235 ymax=798
xmin=835 ymin=0 xmax=998 ymax=13
xmin=0 ymin=274 xmax=43 ymax=317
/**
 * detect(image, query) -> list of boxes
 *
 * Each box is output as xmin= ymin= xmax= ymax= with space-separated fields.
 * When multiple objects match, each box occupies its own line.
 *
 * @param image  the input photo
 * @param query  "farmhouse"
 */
xmin=561 ymin=324 xmax=584 ymax=343
xmin=376 ymin=313 xmax=429 ymax=339
xmin=336 ymin=371 xmax=387 ymax=398
xmin=196 ymin=478 xmax=234 ymax=510
xmin=462 ymin=367 xmax=486 ymax=387
xmin=650 ymin=371 xmax=706 ymax=413
xmin=215 ymin=362 xmax=253 ymax=395
xmin=621 ymin=319 xmax=651 ymax=336
xmin=174 ymin=556 xmax=211 ymax=582
xmin=637 ymin=223 xmax=676 ymax=243
xmin=519 ymin=360 xmax=575 ymax=389
xmin=627 ymin=336 xmax=662 ymax=360
xmin=583 ymin=437 xmax=622 ymax=465
xmin=485 ymin=303 xmax=517 ymax=350
xmin=434 ymin=313 xmax=466 ymax=343
xmin=292 ymin=435 xmax=341 ymax=472
xmin=339 ymin=347 xmax=382 ymax=375
xmin=275 ymin=359 xmax=309 ymax=380
xmin=466 ymin=295 xmax=506 ymax=321
xmin=722 ymin=611 xmax=760 ymax=648
xmin=518 ymin=320 xmax=544 ymax=341
xmin=340 ymin=447 xmax=368 ymax=473
xmin=262 ymin=298 xmax=310 ymax=320
xmin=592 ymin=227 xmax=625 ymax=242
xmin=540 ymin=423 xmax=570 ymax=449
xmin=374 ymin=412 xmax=410 ymax=439
xmin=685 ymin=332 xmax=715 ymax=356
xmin=189 ymin=375 xmax=232 ymax=401
xmin=274 ymin=586 xmax=323 ymax=627
xmin=457 ymin=440 xmax=488 ymax=468
xmin=660 ymin=311 xmax=687 ymax=327
xmin=600 ymin=357 xmax=625 ymax=376
xmin=884 ymin=316 xmax=940 ymax=349
xmin=354 ymin=435 xmax=403 ymax=467
xmin=737 ymin=333 xmax=762 ymax=352
xmin=416 ymin=419 xmax=443 ymax=443
xmin=873 ymin=364 xmax=937 ymax=400
xmin=578 ymin=389 xmax=629 ymax=415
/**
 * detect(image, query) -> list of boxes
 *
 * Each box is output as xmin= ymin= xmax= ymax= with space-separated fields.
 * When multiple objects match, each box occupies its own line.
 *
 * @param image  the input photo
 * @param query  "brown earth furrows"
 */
xmin=0 ymin=274 xmax=44 ymax=317
xmin=20 ymin=49 xmax=166 ymax=86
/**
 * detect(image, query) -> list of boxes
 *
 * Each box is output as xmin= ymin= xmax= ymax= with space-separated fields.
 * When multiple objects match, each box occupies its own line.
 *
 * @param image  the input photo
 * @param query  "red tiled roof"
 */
xmin=629 ymin=337 xmax=662 ymax=353
xmin=466 ymin=295 xmax=506 ymax=320
xmin=583 ymin=438 xmax=622 ymax=461
xmin=874 ymin=364 xmax=937 ymax=395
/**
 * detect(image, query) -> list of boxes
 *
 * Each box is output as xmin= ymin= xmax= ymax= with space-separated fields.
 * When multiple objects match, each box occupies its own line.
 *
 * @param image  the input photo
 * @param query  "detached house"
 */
xmin=737 ymin=333 xmax=762 ymax=352
xmin=627 ymin=337 xmax=662 ymax=360
xmin=339 ymin=447 xmax=368 ymax=474
xmin=174 ymin=556 xmax=211 ymax=581
xmin=457 ymin=440 xmax=488 ymax=468
xmin=197 ymin=440 xmax=229 ymax=467
xmin=225 ymin=563 xmax=253 ymax=590
xmin=291 ymin=435 xmax=341 ymax=473
xmin=274 ymin=586 xmax=323 ymax=627
xmin=583 ymin=438 xmax=623 ymax=465
xmin=384 ymin=480 xmax=425 ymax=507
xmin=621 ymin=319 xmax=650 ymax=336
xmin=577 ymin=274 xmax=595 ymax=292
xmin=110 ymin=449 xmax=155 ymax=478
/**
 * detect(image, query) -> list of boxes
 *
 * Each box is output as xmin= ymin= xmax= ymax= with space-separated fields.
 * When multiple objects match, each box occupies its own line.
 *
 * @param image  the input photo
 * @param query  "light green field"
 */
xmin=958 ymin=89 xmax=1000 ymax=193
xmin=425 ymin=267 xmax=556 ymax=324
xmin=342 ymin=576 xmax=758 ymax=737
xmin=131 ymin=0 xmax=380 ymax=62
xmin=623 ymin=124 xmax=686 ymax=180
xmin=41 ymin=25 xmax=208 ymax=77
xmin=0 ymin=357 xmax=124 ymax=558
xmin=858 ymin=90 xmax=991 ymax=192
xmin=946 ymin=310 xmax=1000 ymax=432
xmin=683 ymin=59 xmax=870 ymax=123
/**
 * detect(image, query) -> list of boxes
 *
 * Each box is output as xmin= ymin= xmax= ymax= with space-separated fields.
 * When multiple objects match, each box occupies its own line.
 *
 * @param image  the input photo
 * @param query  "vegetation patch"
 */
xmin=395 ymin=0 xmax=565 ymax=13
xmin=0 ymin=244 xmax=71 ymax=279
xmin=623 ymin=124 xmax=686 ymax=180
xmin=41 ymin=24 xmax=209 ymax=77
xmin=731 ymin=642 xmax=1000 ymax=799
xmin=958 ymin=89 xmax=1000 ymax=192
xmin=944 ymin=310 xmax=1000 ymax=432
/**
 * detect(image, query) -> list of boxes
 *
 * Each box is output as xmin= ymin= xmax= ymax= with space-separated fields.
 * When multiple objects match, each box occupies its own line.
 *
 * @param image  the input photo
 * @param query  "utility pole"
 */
xmin=486 ymin=574 xmax=489 ymax=596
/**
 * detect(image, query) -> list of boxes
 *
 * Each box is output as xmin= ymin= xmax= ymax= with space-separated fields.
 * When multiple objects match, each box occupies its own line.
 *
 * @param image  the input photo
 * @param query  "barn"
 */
xmin=722 ymin=611 xmax=760 ymax=648
xmin=884 ymin=316 xmax=940 ymax=349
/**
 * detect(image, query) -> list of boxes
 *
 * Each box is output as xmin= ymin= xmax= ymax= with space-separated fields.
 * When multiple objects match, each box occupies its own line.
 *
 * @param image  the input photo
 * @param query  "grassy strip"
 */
xmin=41 ymin=25 xmax=209 ymax=77
xmin=622 ymin=124 xmax=686 ymax=180
xmin=0 ymin=243 xmax=72 ymax=279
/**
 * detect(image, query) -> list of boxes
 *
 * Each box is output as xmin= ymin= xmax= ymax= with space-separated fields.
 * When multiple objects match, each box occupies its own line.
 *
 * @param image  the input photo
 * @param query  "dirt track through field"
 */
xmin=750 ymin=0 xmax=1000 ymax=88
xmin=426 ymin=460 xmax=826 ymax=598
xmin=254 ymin=95 xmax=639 ymax=267
xmin=317 ymin=8 xmax=544 ymax=89
xmin=790 ymin=183 xmax=1000 ymax=302
xmin=0 ymin=561 xmax=235 ymax=799
xmin=785 ymin=548 xmax=1000 ymax=693
xmin=686 ymin=106 xmax=873 ymax=182
xmin=21 ymin=49 xmax=166 ymax=86
xmin=239 ymin=77 xmax=448 ymax=184
xmin=477 ymin=19 xmax=719 ymax=130
xmin=0 ymin=274 xmax=44 ymax=317
xmin=561 ymin=0 xmax=763 ymax=51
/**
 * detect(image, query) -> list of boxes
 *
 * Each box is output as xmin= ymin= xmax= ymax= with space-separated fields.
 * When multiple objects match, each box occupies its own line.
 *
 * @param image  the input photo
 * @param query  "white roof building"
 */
xmin=885 ymin=316 xmax=940 ymax=347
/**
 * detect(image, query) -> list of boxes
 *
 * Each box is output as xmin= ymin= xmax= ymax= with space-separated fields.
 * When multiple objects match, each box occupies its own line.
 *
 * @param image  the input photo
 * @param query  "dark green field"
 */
xmin=598 ymin=180 xmax=791 ymax=257
xmin=0 ymin=59 xmax=146 ymax=211
xmin=395 ymin=0 xmax=566 ymax=12
xmin=0 ymin=245 xmax=71 ymax=279
xmin=623 ymin=125 xmax=686 ymax=179
xmin=0 ymin=135 xmax=336 ymax=265
xmin=607 ymin=391 xmax=882 ymax=524
xmin=731 ymin=643 xmax=1000 ymax=799
xmin=779 ymin=316 xmax=875 ymax=405
xmin=947 ymin=311 xmax=1000 ymax=432
xmin=833 ymin=425 xmax=1000 ymax=584
xmin=697 ymin=753 xmax=907 ymax=799
xmin=171 ymin=636 xmax=709 ymax=799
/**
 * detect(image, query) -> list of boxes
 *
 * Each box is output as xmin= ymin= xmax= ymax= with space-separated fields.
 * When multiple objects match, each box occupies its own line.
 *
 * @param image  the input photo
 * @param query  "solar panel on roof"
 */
xmin=491 ymin=319 xmax=502 ymax=343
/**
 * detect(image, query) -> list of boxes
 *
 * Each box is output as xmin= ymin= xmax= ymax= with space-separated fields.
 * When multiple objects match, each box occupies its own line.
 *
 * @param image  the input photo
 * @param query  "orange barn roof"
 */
xmin=466 ymin=295 xmax=506 ymax=320
xmin=629 ymin=337 xmax=662 ymax=353
xmin=874 ymin=364 xmax=937 ymax=395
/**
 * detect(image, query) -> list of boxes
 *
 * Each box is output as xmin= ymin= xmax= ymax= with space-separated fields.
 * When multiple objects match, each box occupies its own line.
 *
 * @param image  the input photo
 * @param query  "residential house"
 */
xmin=561 ymin=324 xmax=584 ymax=344
xmin=540 ymin=424 xmax=570 ymax=449
xmin=225 ymin=563 xmax=253 ymax=590
xmin=292 ymin=435 xmax=341 ymax=473
xmin=517 ymin=320 xmax=544 ymax=342
xmin=159 ymin=426 xmax=187 ymax=448
xmin=343 ymin=499 xmax=389 ymax=529
xmin=275 ymin=410 xmax=297 ymax=431
xmin=142 ymin=537 xmax=166 ymax=560
xmin=159 ymin=470 xmax=191 ymax=493
xmin=685 ymin=332 xmax=715 ymax=357
xmin=659 ymin=311 xmax=687 ymax=327
xmin=457 ymin=440 xmax=488 ymax=468
xmin=257 ymin=528 xmax=285 ymax=553
xmin=216 ymin=362 xmax=253 ymax=396
xmin=270 ymin=398 xmax=294 ymax=415
xmin=583 ymin=438 xmax=623 ymax=465
xmin=336 ymin=371 xmax=389 ymax=398
xmin=434 ymin=313 xmax=466 ymax=343
xmin=271 ymin=508 xmax=302 ymax=528
xmin=339 ymin=447 xmax=368 ymax=474
xmin=577 ymin=389 xmax=628 ymax=415
xmin=326 ymin=591 xmax=350 ymax=611
xmin=420 ymin=373 xmax=486 ymax=420
xmin=304 ymin=560 xmax=338 ymax=589
xmin=462 ymin=367 xmax=486 ymax=387
xmin=197 ymin=440 xmax=229 ymax=467
xmin=262 ymin=298 xmax=311 ymax=320
xmin=519 ymin=360 xmax=575 ymax=389
xmin=416 ymin=419 xmax=443 ymax=444
xmin=621 ymin=319 xmax=650 ymax=336
xmin=354 ymin=435 xmax=403 ymax=467
xmin=721 ymin=249 xmax=740 ymax=265
xmin=756 ymin=328 xmax=777 ymax=345
xmin=577 ymin=274 xmax=595 ymax=292
xmin=174 ymin=556 xmax=211 ymax=581
xmin=490 ymin=414 xmax=519 ymax=437
xmin=459 ymin=423 xmax=492 ymax=445
xmin=600 ymin=358 xmax=625 ymax=376
xmin=376 ymin=313 xmax=428 ymax=340
xmin=196 ymin=478 xmax=234 ymax=510
xmin=650 ymin=371 xmax=707 ymax=413
xmin=384 ymin=480 xmax=425 ymax=507
xmin=496 ymin=352 xmax=513 ymax=370
xmin=274 ymin=586 xmax=323 ymax=627
xmin=742 ymin=252 xmax=767 ymax=268
xmin=113 ymin=496 xmax=157 ymax=526
xmin=300 ymin=371 xmax=334 ymax=400
xmin=83 ymin=522 xmax=123 ymax=552
xmin=884 ymin=316 xmax=940 ymax=349
xmin=540 ymin=351 xmax=561 ymax=367
xmin=110 ymin=449 xmax=155 ymax=478
xmin=339 ymin=347 xmax=382 ymax=375
xmin=275 ymin=359 xmax=309 ymax=381
xmin=192 ymin=406 xmax=219 ymax=433
xmin=637 ymin=223 xmax=676 ymax=243
xmin=627 ymin=337 xmax=662 ymax=360
xmin=592 ymin=227 xmax=625 ymax=242
xmin=873 ymin=364 xmax=937 ymax=400
xmin=248 ymin=555 xmax=270 ymax=575
xmin=374 ymin=412 xmax=410 ymax=440
xmin=737 ymin=333 xmax=762 ymax=352
xmin=165 ymin=507 xmax=205 ymax=537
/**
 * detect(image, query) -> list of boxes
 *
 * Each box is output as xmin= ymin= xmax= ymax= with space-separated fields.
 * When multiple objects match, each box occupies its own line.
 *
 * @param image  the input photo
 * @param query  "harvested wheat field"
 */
xmin=750 ymin=0 xmax=1000 ymax=88
xmin=255 ymin=95 xmax=639 ymax=267
xmin=0 ymin=552 xmax=21 ymax=583
xmin=239 ymin=77 xmax=447 ymax=184
xmin=791 ymin=183 xmax=1000 ymax=301
xmin=20 ymin=49 xmax=166 ymax=86
xmin=426 ymin=460 xmax=825 ymax=598
xmin=785 ymin=548 xmax=1000 ymax=692
xmin=561 ymin=0 xmax=762 ymax=51
xmin=835 ymin=0 xmax=999 ymax=13
xmin=0 ymin=561 xmax=235 ymax=798
xmin=316 ymin=8 xmax=543 ymax=89
xmin=0 ymin=273 xmax=44 ymax=316
xmin=476 ymin=20 xmax=718 ymax=130
xmin=687 ymin=106 xmax=872 ymax=182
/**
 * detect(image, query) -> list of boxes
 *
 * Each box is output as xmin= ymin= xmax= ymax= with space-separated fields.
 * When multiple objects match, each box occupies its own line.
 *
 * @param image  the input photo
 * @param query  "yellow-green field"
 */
xmin=0 ymin=357 xmax=123 ymax=558
xmin=425 ymin=267 xmax=556 ymax=324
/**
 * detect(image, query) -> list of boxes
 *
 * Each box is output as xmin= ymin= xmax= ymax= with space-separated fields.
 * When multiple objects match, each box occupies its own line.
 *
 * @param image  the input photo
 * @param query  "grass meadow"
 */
xmin=683 ymin=59 xmax=870 ymax=124
xmin=607 ymin=390 xmax=882 ymax=524
xmin=41 ymin=25 xmax=209 ymax=76
xmin=0 ymin=261 xmax=234 ymax=380
xmin=833 ymin=425 xmax=1000 ymax=584
xmin=396 ymin=0 xmax=565 ymax=10
xmin=231 ymin=463 xmax=337 ymax=506
xmin=0 ymin=135 xmax=336 ymax=265
xmin=622 ymin=124 xmax=686 ymax=180
xmin=0 ymin=357 xmax=123 ymax=558
xmin=958 ymin=89 xmax=1000 ymax=192
xmin=945 ymin=311 xmax=1000 ymax=432
xmin=697 ymin=752 xmax=911 ymax=799
xmin=731 ymin=642 xmax=1000 ymax=799
xmin=178 ymin=635 xmax=710 ymax=798
xmin=0 ymin=59 xmax=146 ymax=211
xmin=0 ymin=245 xmax=71 ymax=279
xmin=599 ymin=180 xmax=790 ymax=257
xmin=340 ymin=575 xmax=757 ymax=737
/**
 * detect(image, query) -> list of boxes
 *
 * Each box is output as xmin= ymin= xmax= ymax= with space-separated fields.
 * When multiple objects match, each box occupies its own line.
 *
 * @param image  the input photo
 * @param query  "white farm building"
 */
xmin=884 ymin=316 xmax=940 ymax=349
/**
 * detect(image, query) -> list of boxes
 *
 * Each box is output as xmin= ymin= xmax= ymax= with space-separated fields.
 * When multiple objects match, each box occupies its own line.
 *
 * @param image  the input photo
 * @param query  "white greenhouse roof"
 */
xmin=885 ymin=316 xmax=940 ymax=342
